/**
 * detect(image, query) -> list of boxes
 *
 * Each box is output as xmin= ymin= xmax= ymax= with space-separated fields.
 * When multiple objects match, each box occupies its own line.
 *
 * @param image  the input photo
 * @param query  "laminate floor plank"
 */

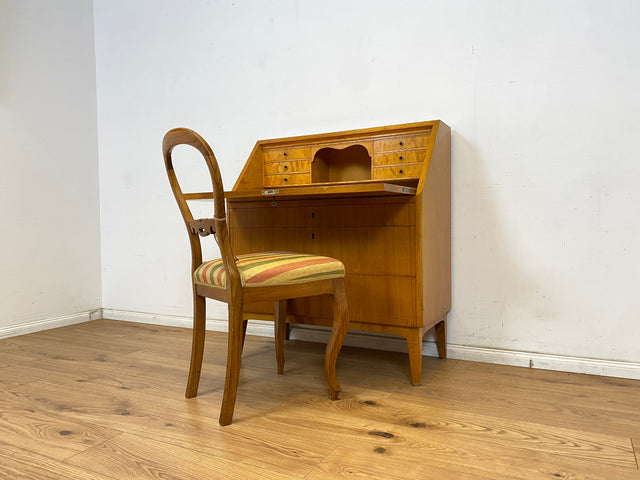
xmin=306 ymin=444 xmax=640 ymax=480
xmin=0 ymin=441 xmax=114 ymax=480
xmin=65 ymin=432 xmax=302 ymax=480
xmin=305 ymin=445 xmax=497 ymax=480
xmin=0 ymin=395 xmax=121 ymax=460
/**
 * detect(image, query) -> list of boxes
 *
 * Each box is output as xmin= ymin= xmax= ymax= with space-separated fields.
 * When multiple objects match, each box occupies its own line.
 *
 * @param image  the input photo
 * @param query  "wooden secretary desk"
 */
xmin=225 ymin=120 xmax=451 ymax=385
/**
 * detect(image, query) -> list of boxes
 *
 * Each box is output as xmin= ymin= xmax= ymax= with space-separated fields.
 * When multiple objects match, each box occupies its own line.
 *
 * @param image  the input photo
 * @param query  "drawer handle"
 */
xmin=399 ymin=141 xmax=403 ymax=146
xmin=284 ymin=177 xmax=288 ymax=181
xmin=284 ymin=165 xmax=288 ymax=169
xmin=399 ymin=155 xmax=403 ymax=160
xmin=283 ymin=152 xmax=288 ymax=156
xmin=399 ymin=169 xmax=404 ymax=174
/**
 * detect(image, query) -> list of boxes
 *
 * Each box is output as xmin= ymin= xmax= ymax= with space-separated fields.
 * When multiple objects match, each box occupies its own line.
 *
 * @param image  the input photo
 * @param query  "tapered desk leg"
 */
xmin=406 ymin=329 xmax=424 ymax=386
xmin=435 ymin=317 xmax=447 ymax=359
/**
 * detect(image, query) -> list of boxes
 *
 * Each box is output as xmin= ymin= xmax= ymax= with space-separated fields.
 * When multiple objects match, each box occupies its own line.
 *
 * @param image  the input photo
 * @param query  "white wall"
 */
xmin=94 ymin=1 xmax=640 ymax=366
xmin=0 ymin=0 xmax=101 ymax=335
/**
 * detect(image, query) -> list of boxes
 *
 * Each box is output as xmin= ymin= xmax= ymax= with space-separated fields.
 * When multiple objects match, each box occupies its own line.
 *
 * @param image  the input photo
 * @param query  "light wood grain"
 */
xmin=1 ymin=319 xmax=639 ymax=479
xmin=0 ymin=441 xmax=113 ymax=480
xmin=67 ymin=432 xmax=300 ymax=480
xmin=227 ymin=120 xmax=450 ymax=385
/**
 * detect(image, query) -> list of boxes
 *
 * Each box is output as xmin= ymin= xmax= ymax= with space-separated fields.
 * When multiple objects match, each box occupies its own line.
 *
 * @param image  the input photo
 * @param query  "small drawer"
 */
xmin=372 ymin=164 xmax=423 ymax=180
xmin=264 ymin=173 xmax=311 ymax=186
xmin=372 ymin=149 xmax=426 ymax=166
xmin=373 ymin=133 xmax=430 ymax=152
xmin=263 ymin=146 xmax=311 ymax=162
xmin=263 ymin=160 xmax=310 ymax=174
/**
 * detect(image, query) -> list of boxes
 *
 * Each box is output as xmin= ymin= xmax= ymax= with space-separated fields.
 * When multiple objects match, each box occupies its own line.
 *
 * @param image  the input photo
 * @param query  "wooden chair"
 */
xmin=162 ymin=127 xmax=349 ymax=425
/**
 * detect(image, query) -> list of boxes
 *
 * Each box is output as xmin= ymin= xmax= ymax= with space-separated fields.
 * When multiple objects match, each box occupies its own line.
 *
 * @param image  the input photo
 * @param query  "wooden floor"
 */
xmin=0 ymin=319 xmax=638 ymax=479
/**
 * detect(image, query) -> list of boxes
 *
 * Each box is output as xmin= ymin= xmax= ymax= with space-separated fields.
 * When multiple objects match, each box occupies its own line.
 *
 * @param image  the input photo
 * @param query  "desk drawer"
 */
xmin=263 ymin=146 xmax=311 ymax=162
xmin=373 ymin=133 xmax=430 ymax=152
xmin=263 ymin=160 xmax=310 ymax=174
xmin=372 ymin=149 xmax=426 ymax=166
xmin=372 ymin=164 xmax=423 ymax=180
xmin=264 ymin=173 xmax=311 ymax=186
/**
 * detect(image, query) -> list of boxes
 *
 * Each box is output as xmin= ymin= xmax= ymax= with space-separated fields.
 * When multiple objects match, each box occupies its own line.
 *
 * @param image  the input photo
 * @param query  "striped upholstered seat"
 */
xmin=194 ymin=252 xmax=345 ymax=289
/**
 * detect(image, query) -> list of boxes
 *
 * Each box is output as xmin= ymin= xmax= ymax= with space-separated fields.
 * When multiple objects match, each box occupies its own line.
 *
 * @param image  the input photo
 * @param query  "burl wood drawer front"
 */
xmin=373 ymin=133 xmax=430 ymax=152
xmin=372 ymin=164 xmax=423 ymax=179
xmin=372 ymin=150 xmax=427 ymax=166
xmin=264 ymin=173 xmax=311 ymax=186
xmin=263 ymin=146 xmax=311 ymax=162
xmin=263 ymin=161 xmax=310 ymax=174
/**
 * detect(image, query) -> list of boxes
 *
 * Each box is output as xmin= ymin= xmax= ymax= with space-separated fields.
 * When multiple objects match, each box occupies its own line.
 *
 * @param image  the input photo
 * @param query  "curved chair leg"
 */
xmin=186 ymin=292 xmax=206 ymax=398
xmin=325 ymin=277 xmax=349 ymax=400
xmin=274 ymin=300 xmax=287 ymax=374
xmin=219 ymin=301 xmax=244 ymax=426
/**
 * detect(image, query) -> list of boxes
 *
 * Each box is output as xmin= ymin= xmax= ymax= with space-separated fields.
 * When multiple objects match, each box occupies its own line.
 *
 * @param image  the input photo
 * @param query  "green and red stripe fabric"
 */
xmin=193 ymin=252 xmax=345 ymax=289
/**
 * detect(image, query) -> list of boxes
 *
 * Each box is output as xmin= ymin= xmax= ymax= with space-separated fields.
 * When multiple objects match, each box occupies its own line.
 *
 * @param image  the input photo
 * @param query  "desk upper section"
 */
xmin=227 ymin=120 xmax=450 ymax=201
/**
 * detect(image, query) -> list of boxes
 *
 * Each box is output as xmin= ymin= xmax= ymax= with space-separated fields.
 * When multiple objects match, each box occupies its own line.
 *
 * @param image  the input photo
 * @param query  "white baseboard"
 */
xmin=0 ymin=309 xmax=103 ymax=339
xmin=103 ymin=309 xmax=640 ymax=381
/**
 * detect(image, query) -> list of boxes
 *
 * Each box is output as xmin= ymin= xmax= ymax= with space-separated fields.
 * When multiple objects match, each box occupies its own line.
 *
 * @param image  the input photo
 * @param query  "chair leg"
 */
xmin=219 ymin=300 xmax=244 ymax=426
xmin=325 ymin=277 xmax=349 ymax=400
xmin=185 ymin=292 xmax=206 ymax=398
xmin=274 ymin=300 xmax=287 ymax=374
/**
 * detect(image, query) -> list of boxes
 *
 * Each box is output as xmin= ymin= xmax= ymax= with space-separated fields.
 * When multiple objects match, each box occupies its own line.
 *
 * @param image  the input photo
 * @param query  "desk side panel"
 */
xmin=417 ymin=121 xmax=452 ymax=330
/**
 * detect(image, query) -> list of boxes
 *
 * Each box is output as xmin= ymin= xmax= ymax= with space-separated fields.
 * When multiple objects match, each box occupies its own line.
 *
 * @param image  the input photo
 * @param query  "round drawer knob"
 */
xmin=399 ymin=141 xmax=403 ymax=146
xmin=284 ymin=177 xmax=288 ymax=181
xmin=284 ymin=165 xmax=288 ymax=169
xmin=399 ymin=169 xmax=404 ymax=174
xmin=399 ymin=156 xmax=403 ymax=160
xmin=283 ymin=152 xmax=287 ymax=156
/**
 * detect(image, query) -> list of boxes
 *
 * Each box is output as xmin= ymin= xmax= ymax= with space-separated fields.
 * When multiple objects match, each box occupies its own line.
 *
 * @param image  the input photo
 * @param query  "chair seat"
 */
xmin=194 ymin=252 xmax=345 ymax=289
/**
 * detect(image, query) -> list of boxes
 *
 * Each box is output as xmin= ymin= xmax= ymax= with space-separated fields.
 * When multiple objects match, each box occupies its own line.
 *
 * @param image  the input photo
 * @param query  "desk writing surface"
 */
xmin=227 ymin=120 xmax=451 ymax=385
xmin=225 ymin=179 xmax=417 ymax=201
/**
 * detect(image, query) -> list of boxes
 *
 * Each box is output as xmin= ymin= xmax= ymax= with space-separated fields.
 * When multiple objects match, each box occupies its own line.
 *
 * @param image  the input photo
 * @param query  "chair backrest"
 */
xmin=162 ymin=128 xmax=240 ymax=289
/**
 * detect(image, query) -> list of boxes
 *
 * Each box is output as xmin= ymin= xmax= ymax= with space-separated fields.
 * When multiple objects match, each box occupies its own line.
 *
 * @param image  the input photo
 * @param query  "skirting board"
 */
xmin=104 ymin=309 xmax=640 ymax=381
xmin=0 ymin=309 xmax=103 ymax=339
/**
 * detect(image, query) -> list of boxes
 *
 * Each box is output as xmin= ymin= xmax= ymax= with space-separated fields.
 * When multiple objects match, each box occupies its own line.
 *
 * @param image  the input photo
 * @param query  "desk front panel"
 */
xmin=228 ymin=196 xmax=421 ymax=328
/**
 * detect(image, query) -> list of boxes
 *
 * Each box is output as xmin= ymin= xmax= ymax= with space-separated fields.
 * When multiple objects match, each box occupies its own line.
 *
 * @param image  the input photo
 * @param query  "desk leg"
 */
xmin=435 ymin=317 xmax=447 ymax=359
xmin=406 ymin=329 xmax=424 ymax=386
